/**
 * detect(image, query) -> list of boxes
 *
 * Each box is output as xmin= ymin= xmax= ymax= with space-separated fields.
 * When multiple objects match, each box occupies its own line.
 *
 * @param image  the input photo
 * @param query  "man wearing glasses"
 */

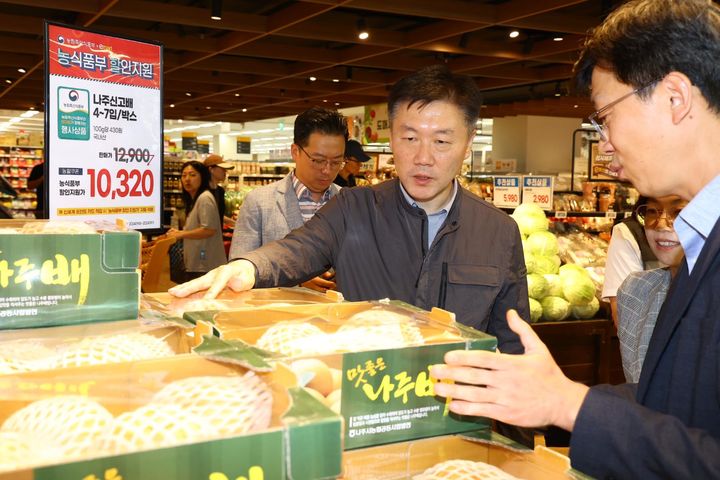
xmin=172 ymin=65 xmax=529 ymax=358
xmin=431 ymin=0 xmax=720 ymax=477
xmin=228 ymin=106 xmax=346 ymax=292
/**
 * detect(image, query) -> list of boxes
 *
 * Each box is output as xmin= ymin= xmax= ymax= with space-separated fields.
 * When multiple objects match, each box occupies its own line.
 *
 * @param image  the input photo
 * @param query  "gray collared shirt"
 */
xmin=399 ymin=180 xmax=458 ymax=249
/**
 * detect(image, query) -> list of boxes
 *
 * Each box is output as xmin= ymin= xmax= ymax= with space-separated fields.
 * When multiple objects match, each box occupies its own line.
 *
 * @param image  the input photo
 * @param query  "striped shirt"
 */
xmin=292 ymin=172 xmax=334 ymax=223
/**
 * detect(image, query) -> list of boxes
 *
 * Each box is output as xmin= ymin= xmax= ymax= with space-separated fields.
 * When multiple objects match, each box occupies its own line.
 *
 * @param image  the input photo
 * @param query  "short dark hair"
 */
xmin=574 ymin=0 xmax=720 ymax=112
xmin=293 ymin=107 xmax=348 ymax=147
xmin=388 ymin=64 xmax=482 ymax=133
xmin=180 ymin=160 xmax=211 ymax=215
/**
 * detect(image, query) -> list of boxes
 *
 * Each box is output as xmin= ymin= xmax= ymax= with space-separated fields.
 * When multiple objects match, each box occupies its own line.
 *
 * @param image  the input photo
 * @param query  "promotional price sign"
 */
xmin=45 ymin=22 xmax=163 ymax=230
xmin=522 ymin=175 xmax=554 ymax=210
xmin=492 ymin=175 xmax=521 ymax=208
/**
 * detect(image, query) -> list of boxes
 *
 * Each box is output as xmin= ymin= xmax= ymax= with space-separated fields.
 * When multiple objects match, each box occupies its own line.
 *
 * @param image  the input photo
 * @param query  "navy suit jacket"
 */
xmin=569 ymin=217 xmax=720 ymax=478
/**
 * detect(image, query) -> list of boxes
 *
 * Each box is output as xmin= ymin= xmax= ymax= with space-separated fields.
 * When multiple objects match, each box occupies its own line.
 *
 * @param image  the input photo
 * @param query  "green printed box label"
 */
xmin=342 ymin=343 xmax=492 ymax=449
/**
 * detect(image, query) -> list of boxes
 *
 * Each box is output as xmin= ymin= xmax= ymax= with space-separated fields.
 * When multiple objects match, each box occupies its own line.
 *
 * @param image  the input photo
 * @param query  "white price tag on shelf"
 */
xmin=522 ymin=175 xmax=554 ymax=210
xmin=605 ymin=211 xmax=617 ymax=219
xmin=492 ymin=176 xmax=521 ymax=208
xmin=555 ymin=211 xmax=568 ymax=219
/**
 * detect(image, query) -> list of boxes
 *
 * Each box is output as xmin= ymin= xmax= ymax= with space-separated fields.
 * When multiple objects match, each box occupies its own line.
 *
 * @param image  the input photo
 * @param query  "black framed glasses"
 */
xmin=588 ymin=80 xmax=659 ymax=142
xmin=635 ymin=204 xmax=683 ymax=228
xmin=297 ymin=144 xmax=345 ymax=170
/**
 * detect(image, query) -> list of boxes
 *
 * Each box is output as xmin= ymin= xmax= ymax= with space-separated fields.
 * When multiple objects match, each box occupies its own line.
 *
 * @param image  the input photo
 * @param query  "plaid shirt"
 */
xmin=616 ymin=267 xmax=672 ymax=383
xmin=292 ymin=172 xmax=333 ymax=223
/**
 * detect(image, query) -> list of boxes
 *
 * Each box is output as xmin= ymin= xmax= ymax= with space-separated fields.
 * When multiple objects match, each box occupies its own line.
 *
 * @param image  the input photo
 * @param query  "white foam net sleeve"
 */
xmin=0 ymin=395 xmax=113 ymax=459
xmin=255 ymin=322 xmax=331 ymax=357
xmin=414 ymin=459 xmax=522 ymax=480
xmin=100 ymin=403 xmax=219 ymax=455
xmin=151 ymin=372 xmax=273 ymax=436
xmin=55 ymin=333 xmax=175 ymax=368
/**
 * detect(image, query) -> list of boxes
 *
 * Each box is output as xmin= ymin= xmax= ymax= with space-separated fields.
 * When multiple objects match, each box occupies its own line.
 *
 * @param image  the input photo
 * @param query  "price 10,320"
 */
xmin=87 ymin=168 xmax=154 ymax=199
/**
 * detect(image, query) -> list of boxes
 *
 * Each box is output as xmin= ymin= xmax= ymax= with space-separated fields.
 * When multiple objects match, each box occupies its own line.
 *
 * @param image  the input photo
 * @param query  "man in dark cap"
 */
xmin=334 ymin=139 xmax=371 ymax=188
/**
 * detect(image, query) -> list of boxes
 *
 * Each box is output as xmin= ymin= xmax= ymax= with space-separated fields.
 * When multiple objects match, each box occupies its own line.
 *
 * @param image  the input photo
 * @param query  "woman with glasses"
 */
xmin=616 ymin=195 xmax=687 ymax=382
xmin=601 ymin=196 xmax=663 ymax=326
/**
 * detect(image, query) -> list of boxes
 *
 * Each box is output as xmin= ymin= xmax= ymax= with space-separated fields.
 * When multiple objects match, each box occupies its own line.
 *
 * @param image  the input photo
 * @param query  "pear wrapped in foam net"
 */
xmin=333 ymin=309 xmax=425 ymax=351
xmin=0 ymin=341 xmax=56 ymax=374
xmin=101 ymin=403 xmax=218 ymax=455
xmin=0 ymin=432 xmax=65 ymax=472
xmin=256 ymin=322 xmax=331 ymax=357
xmin=56 ymin=332 xmax=175 ymax=368
xmin=414 ymin=460 xmax=521 ymax=480
xmin=151 ymin=373 xmax=272 ymax=436
xmin=1 ymin=395 xmax=112 ymax=459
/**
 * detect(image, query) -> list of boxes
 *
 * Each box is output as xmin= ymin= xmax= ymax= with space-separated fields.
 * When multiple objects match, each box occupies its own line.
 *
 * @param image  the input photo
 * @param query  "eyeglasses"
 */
xmin=588 ymin=80 xmax=658 ymax=142
xmin=635 ymin=204 xmax=683 ymax=229
xmin=297 ymin=144 xmax=345 ymax=170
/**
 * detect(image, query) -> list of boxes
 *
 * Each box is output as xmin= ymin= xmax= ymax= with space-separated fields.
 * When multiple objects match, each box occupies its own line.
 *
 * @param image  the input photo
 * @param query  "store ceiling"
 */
xmin=0 ymin=0 xmax=622 ymax=125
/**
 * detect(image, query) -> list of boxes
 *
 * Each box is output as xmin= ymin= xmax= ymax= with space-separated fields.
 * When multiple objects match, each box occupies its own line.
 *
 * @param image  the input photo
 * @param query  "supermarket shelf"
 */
xmin=500 ymin=207 xmax=632 ymax=219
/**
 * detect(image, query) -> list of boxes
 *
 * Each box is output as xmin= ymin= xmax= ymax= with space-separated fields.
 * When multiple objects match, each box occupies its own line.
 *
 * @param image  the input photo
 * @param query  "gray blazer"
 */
xmin=229 ymin=173 xmax=340 ymax=260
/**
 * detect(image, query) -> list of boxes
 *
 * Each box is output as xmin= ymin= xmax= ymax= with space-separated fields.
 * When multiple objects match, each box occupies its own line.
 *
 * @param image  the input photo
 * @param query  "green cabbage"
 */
xmin=540 ymin=296 xmax=570 ymax=322
xmin=527 ymin=273 xmax=548 ymax=299
xmin=543 ymin=274 xmax=563 ymax=297
xmin=572 ymin=296 xmax=600 ymax=319
xmin=529 ymin=298 xmax=543 ymax=323
xmin=526 ymin=231 xmax=559 ymax=256
xmin=513 ymin=214 xmax=549 ymax=237
xmin=559 ymin=263 xmax=587 ymax=278
xmin=512 ymin=203 xmax=549 ymax=236
xmin=532 ymin=255 xmax=560 ymax=275
xmin=561 ymin=274 xmax=596 ymax=306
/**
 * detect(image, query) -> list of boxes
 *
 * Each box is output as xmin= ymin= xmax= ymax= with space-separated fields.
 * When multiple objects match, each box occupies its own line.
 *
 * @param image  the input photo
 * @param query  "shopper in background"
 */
xmin=228 ymin=106 xmax=345 ymax=292
xmin=616 ymin=195 xmax=686 ymax=382
xmin=27 ymin=161 xmax=44 ymax=219
xmin=203 ymin=154 xmax=235 ymax=228
xmin=601 ymin=195 xmax=661 ymax=326
xmin=334 ymin=139 xmax=370 ymax=187
xmin=161 ymin=161 xmax=226 ymax=282
xmin=431 ymin=0 xmax=720 ymax=477
xmin=171 ymin=64 xmax=529 ymax=355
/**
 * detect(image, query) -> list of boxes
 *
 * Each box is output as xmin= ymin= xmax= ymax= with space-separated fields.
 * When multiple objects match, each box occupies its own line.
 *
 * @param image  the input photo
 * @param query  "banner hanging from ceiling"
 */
xmin=45 ymin=21 xmax=163 ymax=230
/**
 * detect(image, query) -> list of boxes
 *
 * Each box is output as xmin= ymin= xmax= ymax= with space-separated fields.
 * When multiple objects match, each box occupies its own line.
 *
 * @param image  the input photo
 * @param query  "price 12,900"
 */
xmin=113 ymin=147 xmax=154 ymax=163
xmin=87 ymin=168 xmax=154 ymax=199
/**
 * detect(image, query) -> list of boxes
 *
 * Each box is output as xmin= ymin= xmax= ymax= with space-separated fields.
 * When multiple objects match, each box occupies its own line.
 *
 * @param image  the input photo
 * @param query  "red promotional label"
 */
xmin=47 ymin=24 xmax=161 ymax=90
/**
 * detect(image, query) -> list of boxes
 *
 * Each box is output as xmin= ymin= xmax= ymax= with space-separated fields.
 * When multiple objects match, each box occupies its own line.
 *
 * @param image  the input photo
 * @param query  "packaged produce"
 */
xmin=0 ymin=318 xmax=191 ymax=375
xmin=0 ymin=354 xmax=341 ymax=480
xmin=186 ymin=300 xmax=497 ymax=449
xmin=0 ymin=219 xmax=140 ymax=329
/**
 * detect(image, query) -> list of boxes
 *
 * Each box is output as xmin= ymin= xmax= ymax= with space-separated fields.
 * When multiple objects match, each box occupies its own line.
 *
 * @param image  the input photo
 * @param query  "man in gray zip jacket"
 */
xmin=170 ymin=65 xmax=529 ymax=355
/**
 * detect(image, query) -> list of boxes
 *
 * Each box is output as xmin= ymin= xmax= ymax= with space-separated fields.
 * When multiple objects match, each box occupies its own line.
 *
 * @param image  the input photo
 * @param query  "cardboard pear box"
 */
xmin=186 ymin=300 xmax=498 ymax=450
xmin=0 ymin=354 xmax=342 ymax=480
xmin=342 ymin=432 xmax=591 ymax=479
xmin=0 ymin=220 xmax=140 ymax=330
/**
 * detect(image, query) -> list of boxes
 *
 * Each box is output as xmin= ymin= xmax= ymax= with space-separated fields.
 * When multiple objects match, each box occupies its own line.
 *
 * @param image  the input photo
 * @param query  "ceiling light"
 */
xmin=334 ymin=102 xmax=340 ymax=106
xmin=554 ymin=82 xmax=562 ymax=97
xmin=210 ymin=0 xmax=222 ymax=20
xmin=332 ymin=79 xmax=339 ymax=83
xmin=234 ymin=93 xmax=240 ymax=97
xmin=170 ymin=103 xmax=175 ymax=108
xmin=357 ymin=18 xmax=369 ymax=40
xmin=242 ymin=108 xmax=247 ymax=112
xmin=205 ymin=106 xmax=211 ymax=109
xmin=309 ymin=76 xmax=317 ymax=82
xmin=5 ymin=79 xmax=11 ymax=84
xmin=553 ymin=36 xmax=564 ymax=42
xmin=509 ymin=30 xmax=520 ymax=39
xmin=185 ymin=92 xmax=192 ymax=97
xmin=323 ymin=99 xmax=328 ymax=103
xmin=17 ymin=68 xmax=26 ymax=74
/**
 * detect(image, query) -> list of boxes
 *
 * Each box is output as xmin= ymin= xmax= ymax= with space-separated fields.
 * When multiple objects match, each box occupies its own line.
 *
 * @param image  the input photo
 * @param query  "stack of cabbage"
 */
xmin=512 ymin=203 xmax=600 ymax=322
